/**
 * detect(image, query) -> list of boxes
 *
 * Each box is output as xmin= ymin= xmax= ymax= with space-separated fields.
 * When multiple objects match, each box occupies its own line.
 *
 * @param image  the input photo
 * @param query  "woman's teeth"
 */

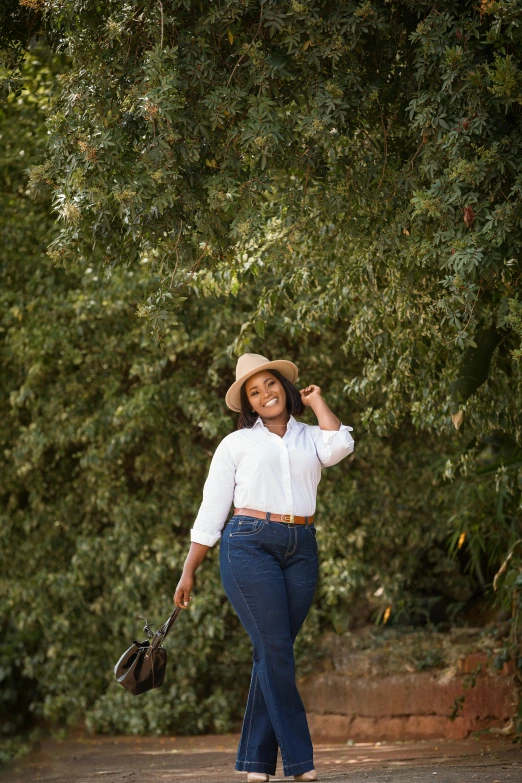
xmin=265 ymin=398 xmax=278 ymax=407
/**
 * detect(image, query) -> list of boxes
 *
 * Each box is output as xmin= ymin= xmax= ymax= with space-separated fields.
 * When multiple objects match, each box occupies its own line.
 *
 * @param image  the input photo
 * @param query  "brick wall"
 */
xmin=298 ymin=630 xmax=517 ymax=742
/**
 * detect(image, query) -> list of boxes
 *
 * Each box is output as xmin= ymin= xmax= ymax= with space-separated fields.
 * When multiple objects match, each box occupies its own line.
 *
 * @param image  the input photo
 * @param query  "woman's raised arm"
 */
xmin=301 ymin=384 xmax=355 ymax=467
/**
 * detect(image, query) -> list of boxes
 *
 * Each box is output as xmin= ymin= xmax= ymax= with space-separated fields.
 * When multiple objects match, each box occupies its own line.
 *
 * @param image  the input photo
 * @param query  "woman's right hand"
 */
xmin=174 ymin=572 xmax=194 ymax=610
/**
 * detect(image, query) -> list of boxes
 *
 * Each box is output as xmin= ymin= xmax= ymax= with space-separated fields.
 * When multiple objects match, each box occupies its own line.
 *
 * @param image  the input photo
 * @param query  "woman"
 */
xmin=174 ymin=353 xmax=354 ymax=782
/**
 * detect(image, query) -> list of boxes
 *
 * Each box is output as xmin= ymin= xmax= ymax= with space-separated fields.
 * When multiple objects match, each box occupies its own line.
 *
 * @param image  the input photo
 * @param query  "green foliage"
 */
xmin=0 ymin=1 xmax=45 ymax=98
xmin=28 ymin=1 xmax=521 ymax=436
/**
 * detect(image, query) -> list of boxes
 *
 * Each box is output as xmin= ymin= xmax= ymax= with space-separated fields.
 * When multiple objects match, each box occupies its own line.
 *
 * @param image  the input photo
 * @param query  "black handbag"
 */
xmin=114 ymin=607 xmax=182 ymax=695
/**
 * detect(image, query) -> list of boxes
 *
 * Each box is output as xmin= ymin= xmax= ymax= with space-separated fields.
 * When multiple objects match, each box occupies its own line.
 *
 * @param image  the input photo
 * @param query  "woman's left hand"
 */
xmin=300 ymin=384 xmax=322 ymax=407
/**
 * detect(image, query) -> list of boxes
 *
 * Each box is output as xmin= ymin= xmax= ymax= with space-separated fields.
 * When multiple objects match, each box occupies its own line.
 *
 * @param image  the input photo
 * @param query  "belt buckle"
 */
xmin=281 ymin=513 xmax=295 ymax=524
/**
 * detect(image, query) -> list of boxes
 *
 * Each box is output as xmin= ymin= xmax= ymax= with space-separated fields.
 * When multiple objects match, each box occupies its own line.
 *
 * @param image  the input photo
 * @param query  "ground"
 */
xmin=1 ymin=733 xmax=521 ymax=783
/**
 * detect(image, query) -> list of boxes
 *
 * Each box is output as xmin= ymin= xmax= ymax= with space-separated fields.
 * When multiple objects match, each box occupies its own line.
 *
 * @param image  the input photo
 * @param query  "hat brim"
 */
xmin=225 ymin=360 xmax=299 ymax=412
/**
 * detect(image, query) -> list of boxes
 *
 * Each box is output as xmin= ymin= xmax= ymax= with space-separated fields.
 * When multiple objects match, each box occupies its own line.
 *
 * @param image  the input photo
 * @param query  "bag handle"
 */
xmin=149 ymin=606 xmax=183 ymax=652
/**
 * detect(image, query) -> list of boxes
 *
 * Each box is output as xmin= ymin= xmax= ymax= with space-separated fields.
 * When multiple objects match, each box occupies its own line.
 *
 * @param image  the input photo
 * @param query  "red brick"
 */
xmin=300 ymin=672 xmax=516 ymax=723
xmin=457 ymin=653 xmax=490 ymax=674
xmin=306 ymin=711 xmax=515 ymax=742
xmin=404 ymin=715 xmax=467 ymax=740
xmin=459 ymin=678 xmax=516 ymax=721
xmin=349 ymin=716 xmax=379 ymax=739
xmin=308 ymin=713 xmax=353 ymax=743
xmin=368 ymin=718 xmax=407 ymax=742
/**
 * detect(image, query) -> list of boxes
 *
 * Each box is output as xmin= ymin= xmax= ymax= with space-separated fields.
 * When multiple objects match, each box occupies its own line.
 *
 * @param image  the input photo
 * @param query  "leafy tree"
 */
xmin=29 ymin=0 xmax=521 ymax=459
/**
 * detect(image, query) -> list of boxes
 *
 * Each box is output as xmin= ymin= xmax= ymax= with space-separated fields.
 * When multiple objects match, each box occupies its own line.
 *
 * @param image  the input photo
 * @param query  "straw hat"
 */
xmin=225 ymin=353 xmax=299 ymax=412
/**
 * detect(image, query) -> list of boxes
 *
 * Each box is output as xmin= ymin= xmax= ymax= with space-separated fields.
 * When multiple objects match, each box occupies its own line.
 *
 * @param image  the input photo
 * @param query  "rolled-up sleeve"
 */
xmin=310 ymin=423 xmax=355 ymax=468
xmin=190 ymin=438 xmax=236 ymax=547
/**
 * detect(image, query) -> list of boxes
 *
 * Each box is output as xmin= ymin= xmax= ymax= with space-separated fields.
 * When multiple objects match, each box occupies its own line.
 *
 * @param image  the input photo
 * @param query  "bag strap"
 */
xmin=149 ymin=606 xmax=182 ymax=652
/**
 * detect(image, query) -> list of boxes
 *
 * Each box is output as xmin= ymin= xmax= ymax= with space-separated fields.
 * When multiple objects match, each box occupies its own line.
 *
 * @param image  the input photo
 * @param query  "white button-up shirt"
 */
xmin=190 ymin=415 xmax=355 ymax=547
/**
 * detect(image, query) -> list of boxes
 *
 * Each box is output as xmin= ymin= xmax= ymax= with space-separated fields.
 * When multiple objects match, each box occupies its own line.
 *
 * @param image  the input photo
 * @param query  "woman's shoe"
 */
xmin=294 ymin=771 xmax=318 ymax=782
xmin=246 ymin=774 xmax=269 ymax=783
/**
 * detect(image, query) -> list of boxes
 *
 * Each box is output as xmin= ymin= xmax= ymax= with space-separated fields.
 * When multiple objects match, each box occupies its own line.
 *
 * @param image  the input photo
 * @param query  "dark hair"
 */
xmin=237 ymin=368 xmax=304 ymax=429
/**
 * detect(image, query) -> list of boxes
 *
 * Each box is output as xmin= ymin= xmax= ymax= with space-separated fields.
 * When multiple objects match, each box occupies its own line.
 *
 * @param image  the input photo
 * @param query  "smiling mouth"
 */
xmin=264 ymin=398 xmax=278 ymax=407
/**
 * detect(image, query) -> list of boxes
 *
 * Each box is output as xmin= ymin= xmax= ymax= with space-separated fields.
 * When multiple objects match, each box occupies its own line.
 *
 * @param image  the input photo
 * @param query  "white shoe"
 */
xmin=246 ymin=774 xmax=269 ymax=783
xmin=294 ymin=771 xmax=318 ymax=781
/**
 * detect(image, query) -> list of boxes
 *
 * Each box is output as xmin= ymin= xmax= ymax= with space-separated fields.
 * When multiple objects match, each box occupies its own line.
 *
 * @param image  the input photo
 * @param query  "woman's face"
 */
xmin=244 ymin=371 xmax=287 ymax=418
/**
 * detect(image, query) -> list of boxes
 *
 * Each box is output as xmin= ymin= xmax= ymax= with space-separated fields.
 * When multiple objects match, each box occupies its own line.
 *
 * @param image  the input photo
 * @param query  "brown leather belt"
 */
xmin=233 ymin=507 xmax=314 ymax=525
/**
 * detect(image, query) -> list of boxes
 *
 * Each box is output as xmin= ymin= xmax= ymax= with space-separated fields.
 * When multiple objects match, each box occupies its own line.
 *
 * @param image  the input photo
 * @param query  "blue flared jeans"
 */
xmin=219 ymin=513 xmax=319 ymax=778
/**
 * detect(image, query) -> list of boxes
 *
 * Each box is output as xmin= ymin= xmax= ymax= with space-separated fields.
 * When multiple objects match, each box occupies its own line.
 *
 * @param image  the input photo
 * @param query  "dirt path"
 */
xmin=1 ymin=733 xmax=521 ymax=783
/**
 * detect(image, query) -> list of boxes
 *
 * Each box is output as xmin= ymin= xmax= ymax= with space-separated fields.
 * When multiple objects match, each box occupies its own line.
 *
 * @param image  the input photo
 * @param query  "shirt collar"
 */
xmin=252 ymin=414 xmax=299 ymax=430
